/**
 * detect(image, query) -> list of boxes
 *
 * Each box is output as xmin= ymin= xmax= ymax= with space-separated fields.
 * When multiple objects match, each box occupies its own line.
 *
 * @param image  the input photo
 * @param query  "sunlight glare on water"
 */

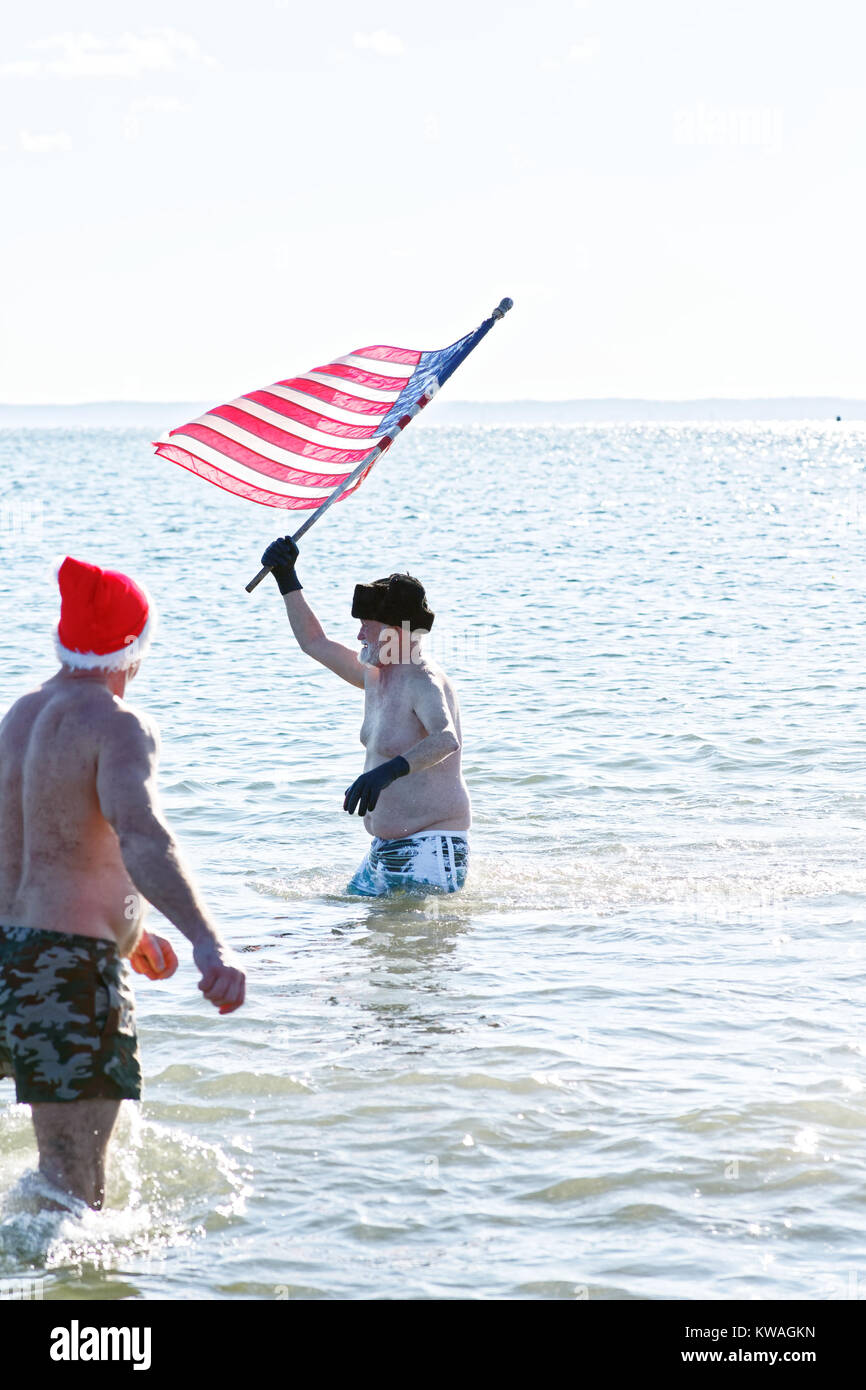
xmin=1 ymin=420 xmax=866 ymax=1299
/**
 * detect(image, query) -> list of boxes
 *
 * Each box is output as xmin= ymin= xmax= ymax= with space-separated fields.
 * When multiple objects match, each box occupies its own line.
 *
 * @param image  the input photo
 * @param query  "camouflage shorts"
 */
xmin=0 ymin=925 xmax=141 ymax=1104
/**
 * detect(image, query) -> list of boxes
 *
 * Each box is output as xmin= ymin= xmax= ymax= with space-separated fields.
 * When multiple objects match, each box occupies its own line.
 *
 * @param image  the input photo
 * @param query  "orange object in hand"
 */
xmin=129 ymin=931 xmax=179 ymax=981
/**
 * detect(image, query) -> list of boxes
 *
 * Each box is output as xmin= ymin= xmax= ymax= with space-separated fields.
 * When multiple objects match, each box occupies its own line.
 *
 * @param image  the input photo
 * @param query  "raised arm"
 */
xmin=96 ymin=705 xmax=245 ymax=1013
xmin=261 ymin=535 xmax=364 ymax=688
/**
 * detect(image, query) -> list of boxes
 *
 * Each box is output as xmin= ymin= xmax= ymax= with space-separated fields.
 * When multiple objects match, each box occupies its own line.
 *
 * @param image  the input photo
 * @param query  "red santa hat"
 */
xmin=54 ymin=557 xmax=155 ymax=672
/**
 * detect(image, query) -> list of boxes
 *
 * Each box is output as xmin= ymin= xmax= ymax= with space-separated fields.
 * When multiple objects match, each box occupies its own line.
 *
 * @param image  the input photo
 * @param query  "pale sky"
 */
xmin=1 ymin=0 xmax=864 ymax=403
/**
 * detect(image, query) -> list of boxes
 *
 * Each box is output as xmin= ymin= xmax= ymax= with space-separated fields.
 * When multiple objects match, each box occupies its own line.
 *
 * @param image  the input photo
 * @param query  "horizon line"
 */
xmin=1 ymin=394 xmax=864 ymax=408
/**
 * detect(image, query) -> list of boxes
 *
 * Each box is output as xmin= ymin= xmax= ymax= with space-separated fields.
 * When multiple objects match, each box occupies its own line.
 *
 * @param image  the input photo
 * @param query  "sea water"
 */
xmin=1 ymin=420 xmax=865 ymax=1299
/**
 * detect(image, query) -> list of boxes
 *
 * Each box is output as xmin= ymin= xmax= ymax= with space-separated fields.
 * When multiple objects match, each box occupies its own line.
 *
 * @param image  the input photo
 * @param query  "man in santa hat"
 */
xmin=0 ymin=558 xmax=245 ymax=1211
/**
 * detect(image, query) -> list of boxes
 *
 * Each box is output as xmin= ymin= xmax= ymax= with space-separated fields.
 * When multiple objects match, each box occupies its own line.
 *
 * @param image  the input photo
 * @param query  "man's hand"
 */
xmin=261 ymin=535 xmax=302 ymax=595
xmin=343 ymin=756 xmax=410 ymax=816
xmin=193 ymin=940 xmax=246 ymax=1015
xmin=129 ymin=930 xmax=179 ymax=981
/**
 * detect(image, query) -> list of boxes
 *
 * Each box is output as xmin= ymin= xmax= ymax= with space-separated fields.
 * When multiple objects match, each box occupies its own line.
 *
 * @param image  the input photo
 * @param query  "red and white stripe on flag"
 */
xmin=154 ymin=344 xmax=422 ymax=510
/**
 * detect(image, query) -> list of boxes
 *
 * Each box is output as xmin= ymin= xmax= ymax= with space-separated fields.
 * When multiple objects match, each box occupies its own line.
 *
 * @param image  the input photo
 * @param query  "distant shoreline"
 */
xmin=0 ymin=398 xmax=863 ymax=427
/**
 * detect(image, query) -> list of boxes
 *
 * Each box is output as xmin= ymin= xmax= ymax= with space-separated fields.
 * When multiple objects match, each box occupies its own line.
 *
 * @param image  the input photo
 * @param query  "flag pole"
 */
xmin=244 ymin=297 xmax=513 ymax=593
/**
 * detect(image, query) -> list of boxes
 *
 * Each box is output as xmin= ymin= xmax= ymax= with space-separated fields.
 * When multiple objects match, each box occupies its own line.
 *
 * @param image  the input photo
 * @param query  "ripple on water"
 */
xmin=5 ymin=422 xmax=866 ymax=1297
xmin=0 ymin=1106 xmax=249 ymax=1289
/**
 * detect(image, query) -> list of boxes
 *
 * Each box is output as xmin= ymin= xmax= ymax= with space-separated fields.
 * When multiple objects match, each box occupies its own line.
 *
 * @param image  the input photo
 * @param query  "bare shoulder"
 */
xmin=409 ymin=655 xmax=458 ymax=701
xmin=0 ymin=684 xmax=50 ymax=735
xmin=117 ymin=697 xmax=160 ymax=746
xmin=406 ymin=658 xmax=462 ymax=731
xmin=85 ymin=689 xmax=160 ymax=764
xmin=1 ymin=678 xmax=106 ymax=742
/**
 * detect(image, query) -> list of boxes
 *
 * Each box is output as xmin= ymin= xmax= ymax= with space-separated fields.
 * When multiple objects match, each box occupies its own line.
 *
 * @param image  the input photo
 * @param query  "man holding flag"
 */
xmin=260 ymin=536 xmax=471 ymax=896
xmin=153 ymin=300 xmax=512 ymax=893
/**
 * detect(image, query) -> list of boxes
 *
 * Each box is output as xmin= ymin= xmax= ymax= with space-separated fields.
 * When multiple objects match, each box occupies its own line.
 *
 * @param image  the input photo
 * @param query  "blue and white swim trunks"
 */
xmin=347 ymin=832 xmax=469 ymax=897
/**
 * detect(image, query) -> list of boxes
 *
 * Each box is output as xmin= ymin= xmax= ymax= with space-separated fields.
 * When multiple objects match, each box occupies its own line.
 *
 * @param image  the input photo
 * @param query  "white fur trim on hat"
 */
xmin=54 ymin=610 xmax=156 ymax=672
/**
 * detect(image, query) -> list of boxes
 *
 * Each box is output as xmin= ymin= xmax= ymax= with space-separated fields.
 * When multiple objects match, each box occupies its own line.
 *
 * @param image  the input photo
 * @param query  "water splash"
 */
xmin=0 ymin=1103 xmax=249 ymax=1284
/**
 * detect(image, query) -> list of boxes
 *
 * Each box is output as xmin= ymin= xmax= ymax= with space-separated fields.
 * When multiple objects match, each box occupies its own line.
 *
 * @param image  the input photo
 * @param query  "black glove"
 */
xmin=261 ymin=535 xmax=302 ymax=595
xmin=343 ymin=756 xmax=410 ymax=816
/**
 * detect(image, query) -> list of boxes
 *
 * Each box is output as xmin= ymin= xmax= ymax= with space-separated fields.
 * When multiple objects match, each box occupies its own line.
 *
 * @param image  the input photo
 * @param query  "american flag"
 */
xmin=154 ymin=302 xmax=512 ymax=511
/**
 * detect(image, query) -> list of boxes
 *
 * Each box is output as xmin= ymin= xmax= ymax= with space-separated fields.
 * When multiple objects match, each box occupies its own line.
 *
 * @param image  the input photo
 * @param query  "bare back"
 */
xmin=0 ymin=675 xmax=144 ymax=951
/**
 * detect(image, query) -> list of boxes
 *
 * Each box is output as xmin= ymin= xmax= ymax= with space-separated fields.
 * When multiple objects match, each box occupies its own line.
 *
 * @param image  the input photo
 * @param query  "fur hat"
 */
xmin=351 ymin=573 xmax=434 ymax=632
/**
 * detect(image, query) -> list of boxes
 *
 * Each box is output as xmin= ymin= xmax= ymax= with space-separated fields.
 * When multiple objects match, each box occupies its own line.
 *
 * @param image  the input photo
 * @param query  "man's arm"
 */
xmin=96 ymin=706 xmax=245 ymax=1014
xmin=343 ymin=673 xmax=460 ymax=815
xmin=282 ymin=590 xmax=365 ymax=689
xmin=262 ymin=535 xmax=364 ymax=688
xmin=402 ymin=673 xmax=460 ymax=772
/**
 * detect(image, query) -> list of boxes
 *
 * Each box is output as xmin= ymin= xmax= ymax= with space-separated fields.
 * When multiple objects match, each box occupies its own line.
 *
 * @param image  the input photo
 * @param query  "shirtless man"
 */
xmin=0 ymin=557 xmax=245 ymax=1210
xmin=260 ymin=535 xmax=470 ymax=895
